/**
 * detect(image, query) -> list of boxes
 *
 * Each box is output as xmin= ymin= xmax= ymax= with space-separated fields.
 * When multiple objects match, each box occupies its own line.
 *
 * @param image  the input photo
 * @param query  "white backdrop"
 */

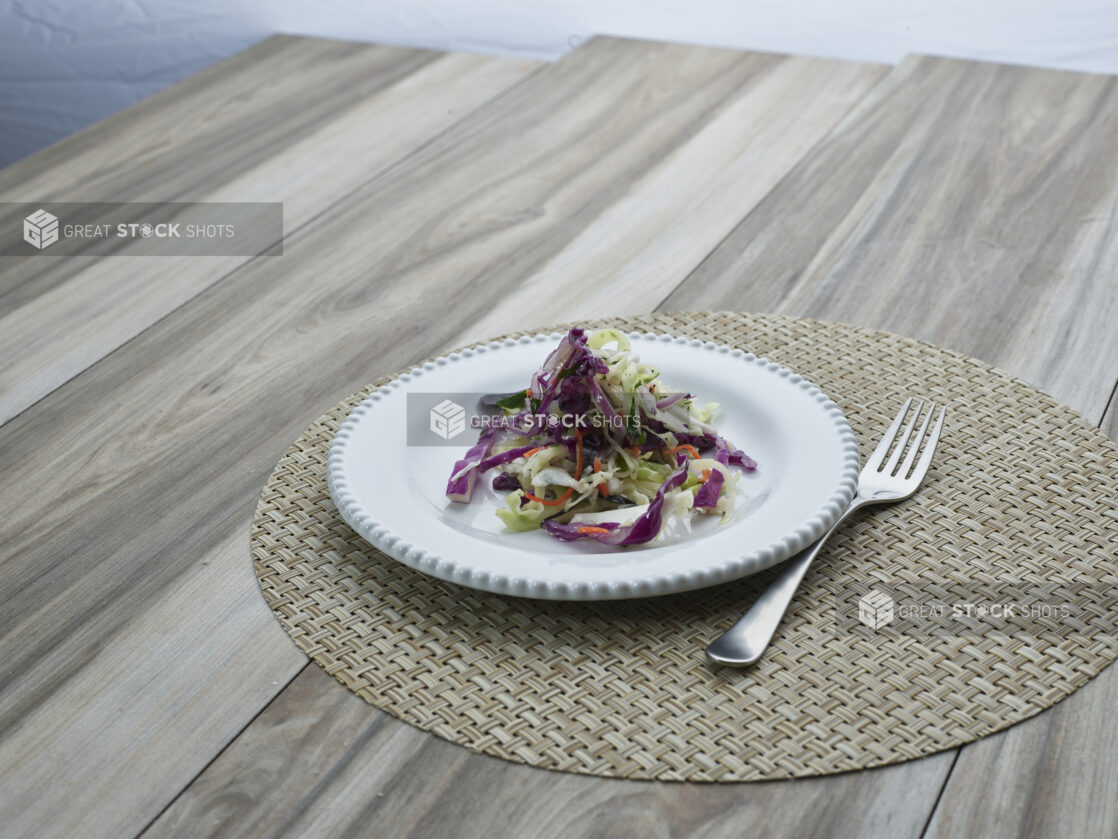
xmin=3 ymin=0 xmax=1118 ymax=167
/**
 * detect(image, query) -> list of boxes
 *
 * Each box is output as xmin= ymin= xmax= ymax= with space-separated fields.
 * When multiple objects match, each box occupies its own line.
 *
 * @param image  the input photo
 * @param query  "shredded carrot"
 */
xmin=593 ymin=456 xmax=607 ymax=497
xmin=701 ymin=468 xmax=712 ymax=482
xmin=576 ymin=526 xmax=611 ymax=535
xmin=629 ymin=445 xmax=641 ymax=455
xmin=521 ymin=447 xmax=543 ymax=458
xmin=666 ymin=444 xmax=701 ymax=460
xmin=525 ymin=488 xmax=573 ymax=507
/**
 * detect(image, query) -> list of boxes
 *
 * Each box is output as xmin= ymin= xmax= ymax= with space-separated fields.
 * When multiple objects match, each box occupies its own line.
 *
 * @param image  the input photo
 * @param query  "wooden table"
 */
xmin=2 ymin=34 xmax=1117 ymax=839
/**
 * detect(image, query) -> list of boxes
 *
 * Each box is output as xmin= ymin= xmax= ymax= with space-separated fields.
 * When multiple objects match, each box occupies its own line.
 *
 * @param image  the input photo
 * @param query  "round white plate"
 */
xmin=328 ymin=332 xmax=859 ymax=600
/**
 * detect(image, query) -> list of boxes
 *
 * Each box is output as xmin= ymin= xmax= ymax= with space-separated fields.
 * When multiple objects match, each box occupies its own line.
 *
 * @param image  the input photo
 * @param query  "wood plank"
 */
xmin=0 ymin=527 xmax=307 ymax=839
xmin=0 ymin=35 xmax=439 ymax=309
xmin=664 ymin=54 xmax=1118 ymax=420
xmin=0 ymin=35 xmax=539 ymax=304
xmin=922 ymin=387 xmax=1118 ymax=839
xmin=143 ymin=663 xmax=953 ymax=839
xmin=450 ymin=53 xmax=886 ymax=348
xmin=0 ymin=37 xmax=886 ymax=838
xmin=0 ymin=37 xmax=541 ymax=425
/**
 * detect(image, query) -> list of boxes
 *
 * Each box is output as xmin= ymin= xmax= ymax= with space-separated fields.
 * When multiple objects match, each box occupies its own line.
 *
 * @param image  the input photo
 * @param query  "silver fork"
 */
xmin=706 ymin=398 xmax=946 ymax=668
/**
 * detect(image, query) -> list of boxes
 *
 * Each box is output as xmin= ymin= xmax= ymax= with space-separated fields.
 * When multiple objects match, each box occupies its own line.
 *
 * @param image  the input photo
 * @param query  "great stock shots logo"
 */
xmin=429 ymin=399 xmax=467 ymax=440
xmin=23 ymin=209 xmax=59 ymax=249
xmin=4 ymin=202 xmax=284 ymax=256
xmin=858 ymin=590 xmax=895 ymax=629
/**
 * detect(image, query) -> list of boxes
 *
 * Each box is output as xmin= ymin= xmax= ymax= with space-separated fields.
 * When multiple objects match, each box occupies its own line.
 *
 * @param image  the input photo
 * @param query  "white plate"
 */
xmin=328 ymin=333 xmax=859 ymax=600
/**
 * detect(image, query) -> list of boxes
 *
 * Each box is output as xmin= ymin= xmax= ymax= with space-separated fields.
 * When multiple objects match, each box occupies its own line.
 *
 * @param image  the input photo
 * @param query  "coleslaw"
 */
xmin=445 ymin=328 xmax=757 ymax=545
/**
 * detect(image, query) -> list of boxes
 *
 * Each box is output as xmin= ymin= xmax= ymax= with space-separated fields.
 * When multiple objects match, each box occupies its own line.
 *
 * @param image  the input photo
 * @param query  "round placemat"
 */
xmin=252 ymin=312 xmax=1118 ymax=781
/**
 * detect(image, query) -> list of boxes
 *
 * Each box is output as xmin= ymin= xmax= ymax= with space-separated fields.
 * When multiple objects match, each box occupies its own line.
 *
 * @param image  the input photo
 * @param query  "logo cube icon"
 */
xmin=430 ymin=399 xmax=466 ymax=440
xmin=24 ymin=209 xmax=59 ymax=250
xmin=858 ymin=590 xmax=894 ymax=629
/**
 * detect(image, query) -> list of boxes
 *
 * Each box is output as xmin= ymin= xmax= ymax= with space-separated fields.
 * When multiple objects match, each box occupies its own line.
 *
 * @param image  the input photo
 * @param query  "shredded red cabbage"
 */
xmin=543 ymin=455 xmax=689 ymax=545
xmin=715 ymin=435 xmax=757 ymax=470
xmin=476 ymin=444 xmax=536 ymax=473
xmin=693 ymin=467 xmax=725 ymax=508
xmin=655 ymin=392 xmax=688 ymax=410
xmin=492 ymin=473 xmax=521 ymax=491
xmin=445 ymin=426 xmax=499 ymax=502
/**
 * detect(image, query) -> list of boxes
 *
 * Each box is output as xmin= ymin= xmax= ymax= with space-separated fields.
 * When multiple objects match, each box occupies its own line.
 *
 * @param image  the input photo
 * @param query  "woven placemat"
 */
xmin=253 ymin=312 xmax=1118 ymax=781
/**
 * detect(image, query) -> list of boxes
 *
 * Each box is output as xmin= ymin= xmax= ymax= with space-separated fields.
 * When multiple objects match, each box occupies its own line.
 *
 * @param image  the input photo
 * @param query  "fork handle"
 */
xmin=705 ymin=501 xmax=862 ymax=667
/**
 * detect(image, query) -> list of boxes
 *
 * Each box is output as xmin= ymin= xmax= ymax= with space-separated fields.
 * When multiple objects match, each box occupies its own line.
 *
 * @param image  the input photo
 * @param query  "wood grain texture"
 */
xmin=0 ymin=527 xmax=306 ymax=839
xmin=0 ymin=35 xmax=439 ymax=308
xmin=450 ymin=53 xmax=886 ymax=348
xmin=0 ymin=36 xmax=887 ymax=839
xmin=0 ymin=36 xmax=540 ymax=425
xmin=921 ymin=388 xmax=1118 ymax=839
xmin=665 ymin=54 xmax=1118 ymax=420
xmin=144 ymin=663 xmax=953 ymax=839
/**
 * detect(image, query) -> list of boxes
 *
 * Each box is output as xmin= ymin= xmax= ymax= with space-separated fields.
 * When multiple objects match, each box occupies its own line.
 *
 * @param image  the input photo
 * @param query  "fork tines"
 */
xmin=866 ymin=398 xmax=946 ymax=480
